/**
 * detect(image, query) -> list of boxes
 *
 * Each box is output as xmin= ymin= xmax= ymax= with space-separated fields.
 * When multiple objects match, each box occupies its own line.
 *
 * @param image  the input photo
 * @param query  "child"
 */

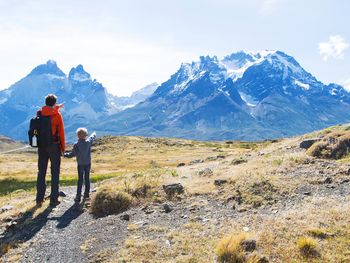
xmin=65 ymin=128 xmax=96 ymax=202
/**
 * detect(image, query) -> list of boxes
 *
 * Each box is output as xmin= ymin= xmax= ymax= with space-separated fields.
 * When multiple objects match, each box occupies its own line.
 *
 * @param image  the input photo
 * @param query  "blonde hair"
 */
xmin=76 ymin=127 xmax=88 ymax=139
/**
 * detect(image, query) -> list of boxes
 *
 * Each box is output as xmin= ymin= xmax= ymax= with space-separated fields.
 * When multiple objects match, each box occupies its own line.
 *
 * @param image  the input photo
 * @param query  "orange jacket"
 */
xmin=39 ymin=106 xmax=65 ymax=152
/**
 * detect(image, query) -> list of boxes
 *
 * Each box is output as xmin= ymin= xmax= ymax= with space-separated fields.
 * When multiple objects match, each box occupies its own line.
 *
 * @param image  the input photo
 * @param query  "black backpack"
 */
xmin=28 ymin=111 xmax=56 ymax=148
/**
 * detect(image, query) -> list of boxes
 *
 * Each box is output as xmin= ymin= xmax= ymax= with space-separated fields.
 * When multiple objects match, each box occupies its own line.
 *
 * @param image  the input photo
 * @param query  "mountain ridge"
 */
xmin=96 ymin=50 xmax=350 ymax=140
xmin=0 ymin=50 xmax=349 ymax=141
xmin=0 ymin=60 xmax=157 ymax=141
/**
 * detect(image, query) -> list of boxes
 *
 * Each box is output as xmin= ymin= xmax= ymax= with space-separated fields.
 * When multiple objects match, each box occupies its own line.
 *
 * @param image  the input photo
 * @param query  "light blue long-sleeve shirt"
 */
xmin=65 ymin=132 xmax=96 ymax=165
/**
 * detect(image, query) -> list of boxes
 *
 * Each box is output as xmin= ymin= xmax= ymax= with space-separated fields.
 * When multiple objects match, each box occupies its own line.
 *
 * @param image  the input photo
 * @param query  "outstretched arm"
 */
xmin=88 ymin=131 xmax=97 ymax=144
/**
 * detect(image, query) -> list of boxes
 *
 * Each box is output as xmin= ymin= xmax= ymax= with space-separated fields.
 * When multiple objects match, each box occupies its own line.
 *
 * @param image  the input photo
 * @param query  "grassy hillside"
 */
xmin=0 ymin=126 xmax=350 ymax=262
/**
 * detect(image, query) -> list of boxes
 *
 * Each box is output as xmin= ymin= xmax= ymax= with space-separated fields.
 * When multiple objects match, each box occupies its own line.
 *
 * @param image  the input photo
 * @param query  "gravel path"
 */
xmin=1 ymin=187 xmax=130 ymax=263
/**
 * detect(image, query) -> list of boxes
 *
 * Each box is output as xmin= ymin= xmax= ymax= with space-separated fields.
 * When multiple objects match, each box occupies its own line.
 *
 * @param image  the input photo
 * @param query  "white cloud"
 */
xmin=319 ymin=35 xmax=349 ymax=61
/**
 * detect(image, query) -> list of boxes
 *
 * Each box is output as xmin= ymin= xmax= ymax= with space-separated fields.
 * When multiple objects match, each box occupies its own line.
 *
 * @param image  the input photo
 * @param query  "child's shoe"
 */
xmin=74 ymin=195 xmax=81 ymax=203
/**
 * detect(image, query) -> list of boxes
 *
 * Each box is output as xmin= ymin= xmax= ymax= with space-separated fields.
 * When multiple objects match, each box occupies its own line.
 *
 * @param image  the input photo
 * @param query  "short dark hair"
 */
xmin=45 ymin=94 xmax=57 ymax=107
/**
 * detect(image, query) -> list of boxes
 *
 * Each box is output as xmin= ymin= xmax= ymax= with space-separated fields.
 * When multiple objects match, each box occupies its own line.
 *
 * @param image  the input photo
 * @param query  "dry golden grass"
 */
xmin=215 ymin=233 xmax=248 ymax=263
xmin=1 ymin=129 xmax=350 ymax=262
xmin=80 ymin=237 xmax=97 ymax=253
xmin=307 ymin=129 xmax=350 ymax=159
xmin=296 ymin=236 xmax=318 ymax=256
xmin=91 ymin=185 xmax=133 ymax=217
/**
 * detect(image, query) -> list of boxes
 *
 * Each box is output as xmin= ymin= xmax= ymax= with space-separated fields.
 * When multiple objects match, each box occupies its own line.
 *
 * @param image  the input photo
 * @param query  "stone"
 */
xmin=299 ymin=138 xmax=320 ymax=149
xmin=59 ymin=191 xmax=67 ymax=197
xmin=0 ymin=205 xmax=14 ymax=213
xmin=163 ymin=204 xmax=172 ymax=213
xmin=214 ymin=179 xmax=228 ymax=186
xmin=242 ymin=226 xmax=250 ymax=232
xmin=257 ymin=256 xmax=269 ymax=263
xmin=226 ymin=195 xmax=235 ymax=202
xmin=163 ymin=183 xmax=184 ymax=196
xmin=6 ymin=221 xmax=17 ymax=230
xmin=324 ymin=177 xmax=332 ymax=184
xmin=340 ymin=179 xmax=350 ymax=184
xmin=188 ymin=159 xmax=204 ymax=165
xmin=121 ymin=214 xmax=130 ymax=221
xmin=4 ymin=216 xmax=14 ymax=222
xmin=241 ymin=239 xmax=256 ymax=252
xmin=198 ymin=168 xmax=213 ymax=177
xmin=177 ymin=162 xmax=186 ymax=167
xmin=165 ymin=240 xmax=171 ymax=246
xmin=206 ymin=156 xmax=217 ymax=161
xmin=216 ymin=155 xmax=226 ymax=159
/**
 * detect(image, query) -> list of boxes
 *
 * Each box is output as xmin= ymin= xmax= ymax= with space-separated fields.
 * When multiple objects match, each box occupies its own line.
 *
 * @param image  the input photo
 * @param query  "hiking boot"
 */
xmin=83 ymin=193 xmax=90 ymax=200
xmin=49 ymin=200 xmax=60 ymax=207
xmin=74 ymin=195 xmax=81 ymax=203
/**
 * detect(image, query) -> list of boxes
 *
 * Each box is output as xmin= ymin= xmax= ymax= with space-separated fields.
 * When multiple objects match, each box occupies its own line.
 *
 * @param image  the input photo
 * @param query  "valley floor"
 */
xmin=0 ymin=132 xmax=350 ymax=262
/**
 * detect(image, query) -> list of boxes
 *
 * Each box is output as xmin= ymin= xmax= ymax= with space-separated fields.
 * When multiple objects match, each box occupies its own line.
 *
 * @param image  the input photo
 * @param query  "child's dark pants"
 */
xmin=77 ymin=164 xmax=91 ymax=197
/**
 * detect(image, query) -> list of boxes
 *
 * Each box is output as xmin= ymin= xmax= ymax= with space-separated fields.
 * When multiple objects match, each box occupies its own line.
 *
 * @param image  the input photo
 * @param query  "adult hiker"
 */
xmin=35 ymin=94 xmax=65 ymax=206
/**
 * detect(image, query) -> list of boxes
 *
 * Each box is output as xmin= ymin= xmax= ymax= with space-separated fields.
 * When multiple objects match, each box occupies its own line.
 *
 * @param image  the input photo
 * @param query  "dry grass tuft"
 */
xmin=296 ymin=236 xmax=318 ymax=257
xmin=231 ymin=157 xmax=247 ymax=165
xmin=307 ymin=130 xmax=350 ymax=159
xmin=215 ymin=233 xmax=248 ymax=263
xmin=307 ymin=228 xmax=330 ymax=239
xmin=91 ymin=184 xmax=133 ymax=217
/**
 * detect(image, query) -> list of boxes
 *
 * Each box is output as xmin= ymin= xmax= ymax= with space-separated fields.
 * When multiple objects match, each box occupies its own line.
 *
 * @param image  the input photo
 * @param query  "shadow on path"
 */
xmin=0 ymin=205 xmax=53 ymax=256
xmin=53 ymin=202 xmax=84 ymax=229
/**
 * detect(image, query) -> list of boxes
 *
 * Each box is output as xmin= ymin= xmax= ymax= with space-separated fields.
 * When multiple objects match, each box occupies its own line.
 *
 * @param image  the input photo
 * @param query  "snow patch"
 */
xmin=294 ymin=80 xmax=310 ymax=90
xmin=0 ymin=97 xmax=8 ymax=104
xmin=46 ymin=74 xmax=65 ymax=80
xmin=71 ymin=72 xmax=91 ymax=82
xmin=238 ymin=92 xmax=258 ymax=106
xmin=331 ymin=88 xmax=338 ymax=96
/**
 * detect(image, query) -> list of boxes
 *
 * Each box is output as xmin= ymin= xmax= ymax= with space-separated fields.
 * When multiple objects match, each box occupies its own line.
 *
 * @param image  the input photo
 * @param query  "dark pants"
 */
xmin=37 ymin=144 xmax=61 ymax=202
xmin=77 ymin=164 xmax=91 ymax=197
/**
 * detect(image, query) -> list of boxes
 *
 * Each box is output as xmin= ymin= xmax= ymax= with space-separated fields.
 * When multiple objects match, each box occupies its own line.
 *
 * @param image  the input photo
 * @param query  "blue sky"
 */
xmin=0 ymin=0 xmax=349 ymax=96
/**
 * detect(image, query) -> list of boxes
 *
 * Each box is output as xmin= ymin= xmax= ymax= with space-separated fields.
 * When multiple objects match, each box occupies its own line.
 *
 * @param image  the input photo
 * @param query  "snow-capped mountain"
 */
xmin=0 ymin=60 xmax=156 ymax=140
xmin=96 ymin=50 xmax=350 ymax=140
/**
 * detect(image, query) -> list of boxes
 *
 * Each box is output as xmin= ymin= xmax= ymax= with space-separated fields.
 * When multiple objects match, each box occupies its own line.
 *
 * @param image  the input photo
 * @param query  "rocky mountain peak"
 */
xmin=28 ymin=60 xmax=65 ymax=77
xmin=68 ymin=64 xmax=91 ymax=82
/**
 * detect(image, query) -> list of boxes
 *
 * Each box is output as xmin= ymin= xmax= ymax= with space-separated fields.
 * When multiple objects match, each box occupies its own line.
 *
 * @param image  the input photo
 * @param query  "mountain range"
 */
xmin=0 ymin=61 xmax=157 ymax=140
xmin=95 ymin=50 xmax=350 ymax=140
xmin=1 ymin=50 xmax=349 ymax=141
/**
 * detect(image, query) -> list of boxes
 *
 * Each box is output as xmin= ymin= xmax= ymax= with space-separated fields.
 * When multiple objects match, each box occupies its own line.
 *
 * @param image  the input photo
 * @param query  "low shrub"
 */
xmin=215 ymin=233 xmax=247 ymax=263
xmin=296 ymin=236 xmax=318 ymax=257
xmin=307 ymin=228 xmax=329 ymax=239
xmin=231 ymin=158 xmax=247 ymax=165
xmin=307 ymin=131 xmax=350 ymax=159
xmin=91 ymin=185 xmax=133 ymax=217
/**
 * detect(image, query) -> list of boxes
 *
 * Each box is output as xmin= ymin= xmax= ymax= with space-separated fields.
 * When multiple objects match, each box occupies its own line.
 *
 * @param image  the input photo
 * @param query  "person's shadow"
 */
xmin=0 ymin=205 xmax=53 ymax=256
xmin=53 ymin=201 xmax=85 ymax=229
